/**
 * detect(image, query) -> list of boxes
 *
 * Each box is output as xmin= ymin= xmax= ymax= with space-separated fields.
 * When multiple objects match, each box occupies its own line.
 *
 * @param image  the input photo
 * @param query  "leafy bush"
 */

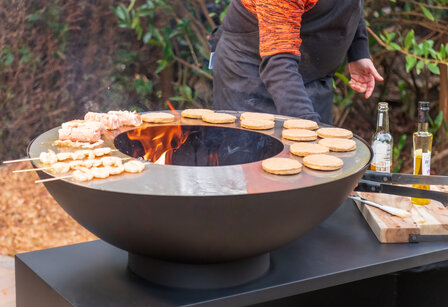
xmin=1 ymin=0 xmax=447 ymax=174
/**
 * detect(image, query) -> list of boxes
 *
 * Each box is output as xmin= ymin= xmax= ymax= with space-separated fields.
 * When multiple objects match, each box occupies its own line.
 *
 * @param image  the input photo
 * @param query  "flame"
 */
xmin=155 ymin=152 xmax=167 ymax=165
xmin=127 ymin=103 xmax=188 ymax=164
xmin=166 ymin=100 xmax=177 ymax=113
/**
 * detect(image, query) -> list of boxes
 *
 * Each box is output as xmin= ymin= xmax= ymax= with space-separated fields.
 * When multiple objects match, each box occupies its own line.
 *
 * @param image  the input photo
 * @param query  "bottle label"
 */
xmin=422 ymin=152 xmax=431 ymax=175
xmin=372 ymin=141 xmax=391 ymax=173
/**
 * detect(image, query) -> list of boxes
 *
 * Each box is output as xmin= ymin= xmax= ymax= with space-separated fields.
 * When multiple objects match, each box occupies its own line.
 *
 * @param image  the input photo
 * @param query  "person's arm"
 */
xmin=347 ymin=17 xmax=383 ymax=98
xmin=260 ymin=54 xmax=320 ymax=121
xmin=347 ymin=18 xmax=370 ymax=63
xmin=254 ymin=0 xmax=321 ymax=121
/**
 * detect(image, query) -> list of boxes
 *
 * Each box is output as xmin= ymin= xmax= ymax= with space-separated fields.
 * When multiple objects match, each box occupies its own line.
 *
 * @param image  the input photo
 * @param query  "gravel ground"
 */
xmin=0 ymin=162 xmax=97 ymax=256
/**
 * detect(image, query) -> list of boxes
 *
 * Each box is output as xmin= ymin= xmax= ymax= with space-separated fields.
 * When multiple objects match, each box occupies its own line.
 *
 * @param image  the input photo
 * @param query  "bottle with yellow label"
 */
xmin=411 ymin=101 xmax=433 ymax=205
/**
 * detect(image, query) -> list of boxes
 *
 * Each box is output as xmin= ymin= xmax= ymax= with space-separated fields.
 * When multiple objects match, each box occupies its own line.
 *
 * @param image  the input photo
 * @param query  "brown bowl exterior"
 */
xmin=37 ymin=165 xmax=366 ymax=263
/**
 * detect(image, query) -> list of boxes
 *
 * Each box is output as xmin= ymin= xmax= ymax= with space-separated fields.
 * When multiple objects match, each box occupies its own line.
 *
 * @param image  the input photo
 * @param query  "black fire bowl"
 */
xmin=29 ymin=111 xmax=372 ymax=288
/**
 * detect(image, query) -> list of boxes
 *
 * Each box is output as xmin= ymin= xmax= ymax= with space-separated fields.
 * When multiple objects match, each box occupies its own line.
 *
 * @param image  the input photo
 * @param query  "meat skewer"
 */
xmin=108 ymin=111 xmax=142 ymax=127
xmin=58 ymin=120 xmax=103 ymax=143
xmin=35 ymin=160 xmax=146 ymax=183
xmin=13 ymin=162 xmax=70 ymax=174
xmin=3 ymin=148 xmax=117 ymax=164
xmin=14 ymin=156 xmax=130 ymax=173
xmin=84 ymin=112 xmax=121 ymax=130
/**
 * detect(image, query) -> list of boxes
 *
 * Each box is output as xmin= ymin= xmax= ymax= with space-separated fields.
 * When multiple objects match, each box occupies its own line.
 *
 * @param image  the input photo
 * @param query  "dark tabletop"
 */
xmin=16 ymin=200 xmax=448 ymax=306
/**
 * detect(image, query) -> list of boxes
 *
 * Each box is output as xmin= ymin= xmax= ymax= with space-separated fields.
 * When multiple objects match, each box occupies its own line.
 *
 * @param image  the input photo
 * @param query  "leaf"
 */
xmin=5 ymin=53 xmax=14 ymax=66
xmin=434 ymin=111 xmax=444 ymax=129
xmin=404 ymin=30 xmax=414 ymax=51
xmin=405 ymin=56 xmax=417 ymax=72
xmin=427 ymin=62 xmax=440 ymax=75
xmin=389 ymin=42 xmax=401 ymax=51
xmin=114 ymin=5 xmax=128 ymax=21
xmin=420 ymin=5 xmax=435 ymax=21
xmin=155 ymin=59 xmax=168 ymax=74
xmin=439 ymin=44 xmax=446 ymax=59
xmin=398 ymin=134 xmax=407 ymax=150
xmin=334 ymin=72 xmax=350 ymax=85
xmin=143 ymin=32 xmax=152 ymax=44
xmin=219 ymin=6 xmax=228 ymax=23
xmin=131 ymin=16 xmax=140 ymax=29
xmin=169 ymin=96 xmax=185 ymax=102
xmin=183 ymin=85 xmax=192 ymax=100
xmin=136 ymin=25 xmax=143 ymax=40
xmin=416 ymin=60 xmax=425 ymax=74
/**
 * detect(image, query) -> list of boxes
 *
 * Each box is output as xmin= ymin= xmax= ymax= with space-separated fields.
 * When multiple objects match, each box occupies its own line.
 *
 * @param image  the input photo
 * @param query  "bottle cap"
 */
xmin=418 ymin=101 xmax=430 ymax=123
xmin=418 ymin=101 xmax=430 ymax=112
xmin=378 ymin=102 xmax=389 ymax=110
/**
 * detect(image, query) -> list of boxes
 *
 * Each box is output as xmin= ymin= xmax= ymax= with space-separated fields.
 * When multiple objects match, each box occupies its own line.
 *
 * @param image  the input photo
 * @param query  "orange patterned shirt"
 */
xmin=240 ymin=0 xmax=319 ymax=58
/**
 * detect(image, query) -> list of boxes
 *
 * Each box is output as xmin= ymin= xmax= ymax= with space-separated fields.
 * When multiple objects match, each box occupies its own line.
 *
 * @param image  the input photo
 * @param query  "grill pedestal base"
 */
xmin=128 ymin=252 xmax=270 ymax=289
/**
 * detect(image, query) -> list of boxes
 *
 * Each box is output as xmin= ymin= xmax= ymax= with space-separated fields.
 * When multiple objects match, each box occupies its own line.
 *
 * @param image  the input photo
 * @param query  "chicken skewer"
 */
xmin=35 ymin=160 xmax=146 ymax=183
xmin=13 ymin=162 xmax=71 ymax=174
xmin=4 ymin=147 xmax=117 ymax=164
xmin=13 ymin=156 xmax=130 ymax=173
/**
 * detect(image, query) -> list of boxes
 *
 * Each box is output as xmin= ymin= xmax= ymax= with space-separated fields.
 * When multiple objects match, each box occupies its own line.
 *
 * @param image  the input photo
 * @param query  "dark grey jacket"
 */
xmin=212 ymin=0 xmax=369 ymax=124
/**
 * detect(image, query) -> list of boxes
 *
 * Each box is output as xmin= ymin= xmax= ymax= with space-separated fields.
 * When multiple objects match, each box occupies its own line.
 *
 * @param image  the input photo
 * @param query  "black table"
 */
xmin=15 ymin=200 xmax=448 ymax=306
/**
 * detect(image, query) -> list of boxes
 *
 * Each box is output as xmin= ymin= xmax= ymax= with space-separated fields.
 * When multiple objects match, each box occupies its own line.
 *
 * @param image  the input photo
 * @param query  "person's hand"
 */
xmin=348 ymin=58 xmax=383 ymax=99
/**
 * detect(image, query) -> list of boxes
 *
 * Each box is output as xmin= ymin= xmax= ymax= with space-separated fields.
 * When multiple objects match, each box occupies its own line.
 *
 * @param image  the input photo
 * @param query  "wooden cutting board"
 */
xmin=355 ymin=186 xmax=448 ymax=243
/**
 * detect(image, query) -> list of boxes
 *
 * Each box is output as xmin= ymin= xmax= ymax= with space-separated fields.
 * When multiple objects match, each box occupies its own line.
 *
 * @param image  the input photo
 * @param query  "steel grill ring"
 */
xmin=29 ymin=110 xmax=372 ymax=264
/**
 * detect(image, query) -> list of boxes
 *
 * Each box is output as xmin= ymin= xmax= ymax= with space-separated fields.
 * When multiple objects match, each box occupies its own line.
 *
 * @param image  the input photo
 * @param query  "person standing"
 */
xmin=212 ymin=0 xmax=383 ymax=124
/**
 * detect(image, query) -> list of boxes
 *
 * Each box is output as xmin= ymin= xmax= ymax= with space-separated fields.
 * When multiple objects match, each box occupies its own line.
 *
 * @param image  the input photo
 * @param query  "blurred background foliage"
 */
xmin=0 ymin=0 xmax=447 ymax=173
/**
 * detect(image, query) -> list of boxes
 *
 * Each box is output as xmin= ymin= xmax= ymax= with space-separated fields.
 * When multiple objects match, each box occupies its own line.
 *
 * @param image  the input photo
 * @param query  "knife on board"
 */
xmin=355 ymin=179 xmax=448 ymax=207
xmin=363 ymin=170 xmax=448 ymax=185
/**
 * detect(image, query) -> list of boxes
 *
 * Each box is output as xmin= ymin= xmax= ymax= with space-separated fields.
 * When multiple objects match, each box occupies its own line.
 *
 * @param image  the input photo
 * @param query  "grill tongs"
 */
xmin=355 ymin=171 xmax=448 ymax=207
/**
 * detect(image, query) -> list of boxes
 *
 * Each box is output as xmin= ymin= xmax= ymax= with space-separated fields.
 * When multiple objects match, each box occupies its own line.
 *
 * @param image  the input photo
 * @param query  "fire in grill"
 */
xmin=115 ymin=125 xmax=284 ymax=166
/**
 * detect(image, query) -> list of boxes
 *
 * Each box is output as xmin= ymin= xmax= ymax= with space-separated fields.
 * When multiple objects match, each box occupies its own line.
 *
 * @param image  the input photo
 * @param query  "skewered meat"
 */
xmin=70 ymin=150 xmax=93 ymax=160
xmin=53 ymin=139 xmax=104 ymax=149
xmin=101 ymin=156 xmax=123 ymax=167
xmin=50 ymin=162 xmax=70 ymax=175
xmin=56 ymin=152 xmax=72 ymax=161
xmin=39 ymin=150 xmax=58 ymax=165
xmin=55 ymin=147 xmax=112 ymax=162
xmin=72 ymin=168 xmax=94 ymax=182
xmin=124 ymin=160 xmax=145 ymax=173
xmin=61 ymin=120 xmax=105 ymax=133
xmin=108 ymin=111 xmax=142 ymax=127
xmin=69 ymin=160 xmax=85 ymax=170
xmin=91 ymin=167 xmax=110 ymax=179
xmin=59 ymin=120 xmax=102 ymax=143
xmin=84 ymin=112 xmax=121 ymax=130
xmin=82 ymin=159 xmax=103 ymax=168
xmin=107 ymin=164 xmax=125 ymax=175
xmin=93 ymin=147 xmax=112 ymax=157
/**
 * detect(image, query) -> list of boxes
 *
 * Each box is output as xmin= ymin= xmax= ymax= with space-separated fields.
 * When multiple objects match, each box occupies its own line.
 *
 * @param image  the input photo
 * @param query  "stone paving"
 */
xmin=0 ymin=256 xmax=15 ymax=307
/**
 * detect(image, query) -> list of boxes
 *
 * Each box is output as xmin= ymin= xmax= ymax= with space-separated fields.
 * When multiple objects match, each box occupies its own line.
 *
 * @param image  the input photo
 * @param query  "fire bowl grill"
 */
xmin=29 ymin=110 xmax=372 ymax=288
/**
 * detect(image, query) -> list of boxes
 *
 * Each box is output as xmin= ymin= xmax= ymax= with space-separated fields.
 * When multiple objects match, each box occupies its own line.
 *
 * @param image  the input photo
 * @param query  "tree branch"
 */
xmin=367 ymin=26 xmax=448 ymax=66
xmin=174 ymin=56 xmax=213 ymax=80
